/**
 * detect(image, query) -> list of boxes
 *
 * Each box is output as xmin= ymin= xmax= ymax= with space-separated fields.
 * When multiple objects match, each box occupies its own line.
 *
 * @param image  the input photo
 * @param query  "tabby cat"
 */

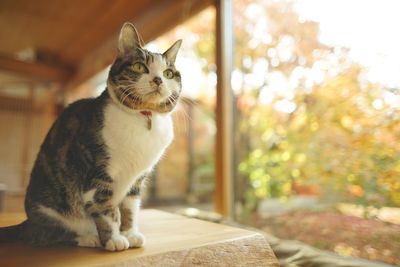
xmin=0 ymin=23 xmax=182 ymax=251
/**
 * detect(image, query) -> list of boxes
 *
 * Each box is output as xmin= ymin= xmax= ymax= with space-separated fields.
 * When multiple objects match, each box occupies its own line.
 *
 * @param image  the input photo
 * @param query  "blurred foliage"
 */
xmin=153 ymin=1 xmax=400 ymax=210
xmin=233 ymin=0 xmax=400 ymax=212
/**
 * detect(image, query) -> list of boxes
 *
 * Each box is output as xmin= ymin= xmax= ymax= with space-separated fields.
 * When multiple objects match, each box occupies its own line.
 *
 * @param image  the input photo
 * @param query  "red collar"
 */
xmin=140 ymin=110 xmax=152 ymax=117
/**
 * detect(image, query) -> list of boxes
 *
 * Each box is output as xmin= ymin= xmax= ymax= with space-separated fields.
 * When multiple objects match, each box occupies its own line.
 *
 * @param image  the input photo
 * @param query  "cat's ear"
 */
xmin=118 ymin=23 xmax=142 ymax=55
xmin=163 ymin=40 xmax=182 ymax=63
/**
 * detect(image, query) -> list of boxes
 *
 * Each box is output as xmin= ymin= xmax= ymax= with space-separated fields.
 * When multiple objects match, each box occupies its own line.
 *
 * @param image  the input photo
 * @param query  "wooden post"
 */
xmin=20 ymin=83 xmax=34 ymax=188
xmin=215 ymin=0 xmax=234 ymax=217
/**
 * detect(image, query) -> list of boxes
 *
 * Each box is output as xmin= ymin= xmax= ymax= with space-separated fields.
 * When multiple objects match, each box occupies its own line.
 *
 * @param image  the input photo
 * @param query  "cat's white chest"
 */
xmin=102 ymin=102 xmax=173 ymax=203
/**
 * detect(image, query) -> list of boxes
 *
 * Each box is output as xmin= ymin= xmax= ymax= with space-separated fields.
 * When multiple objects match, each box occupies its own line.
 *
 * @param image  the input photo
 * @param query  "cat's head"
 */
xmin=107 ymin=23 xmax=182 ymax=113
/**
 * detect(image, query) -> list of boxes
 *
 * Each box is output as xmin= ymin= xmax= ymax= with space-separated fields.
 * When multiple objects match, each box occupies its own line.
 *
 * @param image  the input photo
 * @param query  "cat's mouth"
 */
xmin=145 ymin=88 xmax=163 ymax=97
xmin=112 ymin=86 xmax=179 ymax=113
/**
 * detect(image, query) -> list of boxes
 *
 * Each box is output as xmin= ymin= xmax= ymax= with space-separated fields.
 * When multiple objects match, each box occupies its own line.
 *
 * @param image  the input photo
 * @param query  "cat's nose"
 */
xmin=153 ymin=76 xmax=162 ymax=86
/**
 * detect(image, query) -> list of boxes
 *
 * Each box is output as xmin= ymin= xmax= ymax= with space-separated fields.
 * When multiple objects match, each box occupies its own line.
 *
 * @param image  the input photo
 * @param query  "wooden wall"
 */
xmin=0 ymin=86 xmax=57 ymax=212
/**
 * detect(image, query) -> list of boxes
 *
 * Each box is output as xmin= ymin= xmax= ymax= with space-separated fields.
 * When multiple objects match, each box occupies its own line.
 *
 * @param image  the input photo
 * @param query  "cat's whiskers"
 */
xmin=121 ymin=90 xmax=140 ymax=107
xmin=177 ymin=100 xmax=193 ymax=123
xmin=118 ymin=87 xmax=134 ymax=103
xmin=167 ymin=95 xmax=188 ymax=134
xmin=179 ymin=98 xmax=206 ymax=125
xmin=179 ymin=97 xmax=196 ymax=107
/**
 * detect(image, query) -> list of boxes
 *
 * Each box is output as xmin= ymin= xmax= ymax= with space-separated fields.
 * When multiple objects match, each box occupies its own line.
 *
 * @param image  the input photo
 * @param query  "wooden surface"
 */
xmin=0 ymin=209 xmax=279 ymax=267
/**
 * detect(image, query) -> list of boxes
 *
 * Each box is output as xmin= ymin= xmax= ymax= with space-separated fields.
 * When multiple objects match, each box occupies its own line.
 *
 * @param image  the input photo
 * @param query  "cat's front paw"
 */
xmin=121 ymin=231 xmax=145 ymax=248
xmin=104 ymin=235 xmax=130 ymax=251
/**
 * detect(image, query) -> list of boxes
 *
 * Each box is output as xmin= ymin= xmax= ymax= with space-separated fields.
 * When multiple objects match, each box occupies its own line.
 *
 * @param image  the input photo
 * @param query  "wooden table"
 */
xmin=0 ymin=209 xmax=279 ymax=267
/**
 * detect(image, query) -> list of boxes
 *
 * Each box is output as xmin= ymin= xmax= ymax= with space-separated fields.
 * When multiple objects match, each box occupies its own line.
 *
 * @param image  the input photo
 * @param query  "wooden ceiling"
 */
xmin=0 ymin=0 xmax=213 ymax=87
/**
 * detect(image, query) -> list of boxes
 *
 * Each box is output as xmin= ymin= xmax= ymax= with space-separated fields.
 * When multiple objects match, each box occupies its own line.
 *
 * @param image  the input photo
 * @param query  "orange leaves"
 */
xmin=347 ymin=185 xmax=365 ymax=198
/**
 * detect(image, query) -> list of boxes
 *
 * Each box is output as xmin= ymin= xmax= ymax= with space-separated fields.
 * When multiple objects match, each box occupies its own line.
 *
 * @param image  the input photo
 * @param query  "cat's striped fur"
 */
xmin=0 ymin=23 xmax=182 ymax=251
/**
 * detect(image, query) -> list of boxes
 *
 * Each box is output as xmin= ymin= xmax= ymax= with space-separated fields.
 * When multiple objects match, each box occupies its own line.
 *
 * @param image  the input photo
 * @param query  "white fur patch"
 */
xmin=83 ymin=189 xmax=96 ymax=203
xmin=102 ymin=102 xmax=174 ymax=205
xmin=124 ymin=231 xmax=145 ymax=248
xmin=131 ymin=197 xmax=141 ymax=232
xmin=105 ymin=234 xmax=129 ymax=251
xmin=38 ymin=205 xmax=97 ymax=236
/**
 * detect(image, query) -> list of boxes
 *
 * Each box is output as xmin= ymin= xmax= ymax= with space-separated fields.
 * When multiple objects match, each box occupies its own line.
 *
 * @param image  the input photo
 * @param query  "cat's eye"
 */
xmin=131 ymin=62 xmax=147 ymax=73
xmin=163 ymin=69 xmax=174 ymax=79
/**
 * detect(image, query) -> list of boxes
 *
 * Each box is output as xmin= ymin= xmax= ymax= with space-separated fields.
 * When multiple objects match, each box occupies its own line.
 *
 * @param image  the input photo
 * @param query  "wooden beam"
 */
xmin=0 ymin=95 xmax=49 ymax=113
xmin=215 ymin=0 xmax=234 ymax=217
xmin=64 ymin=0 xmax=213 ymax=91
xmin=0 ymin=54 xmax=71 ymax=82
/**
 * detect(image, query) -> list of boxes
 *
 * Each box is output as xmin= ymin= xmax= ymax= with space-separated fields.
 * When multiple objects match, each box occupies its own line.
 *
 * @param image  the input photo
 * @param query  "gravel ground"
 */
xmin=247 ymin=211 xmax=400 ymax=265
